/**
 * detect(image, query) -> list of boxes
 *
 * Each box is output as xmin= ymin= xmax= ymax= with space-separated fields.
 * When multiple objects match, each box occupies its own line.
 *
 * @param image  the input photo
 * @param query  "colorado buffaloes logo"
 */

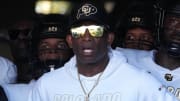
xmin=164 ymin=73 xmax=173 ymax=81
xmin=76 ymin=4 xmax=97 ymax=19
xmin=48 ymin=26 xmax=58 ymax=32
xmin=131 ymin=17 xmax=141 ymax=22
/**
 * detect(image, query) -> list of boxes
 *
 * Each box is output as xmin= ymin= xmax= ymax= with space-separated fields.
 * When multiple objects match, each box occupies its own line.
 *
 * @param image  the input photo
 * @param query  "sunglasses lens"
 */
xmin=71 ymin=27 xmax=85 ymax=38
xmin=70 ymin=25 xmax=104 ymax=38
xmin=89 ymin=26 xmax=104 ymax=37
xmin=8 ymin=29 xmax=30 ymax=40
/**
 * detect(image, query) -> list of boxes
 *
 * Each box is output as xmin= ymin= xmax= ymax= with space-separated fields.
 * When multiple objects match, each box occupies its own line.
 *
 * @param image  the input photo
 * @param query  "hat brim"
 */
xmin=70 ymin=17 xmax=107 ymax=27
xmin=39 ymin=32 xmax=66 ymax=39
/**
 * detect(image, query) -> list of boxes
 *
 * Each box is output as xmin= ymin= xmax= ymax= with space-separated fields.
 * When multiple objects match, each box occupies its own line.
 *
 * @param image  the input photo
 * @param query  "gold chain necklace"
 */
xmin=77 ymin=70 xmax=104 ymax=101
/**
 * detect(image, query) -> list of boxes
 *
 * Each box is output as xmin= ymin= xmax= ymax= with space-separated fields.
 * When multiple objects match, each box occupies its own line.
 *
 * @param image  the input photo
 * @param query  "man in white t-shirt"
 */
xmin=116 ymin=1 xmax=180 ymax=100
xmin=28 ymin=1 xmax=177 ymax=101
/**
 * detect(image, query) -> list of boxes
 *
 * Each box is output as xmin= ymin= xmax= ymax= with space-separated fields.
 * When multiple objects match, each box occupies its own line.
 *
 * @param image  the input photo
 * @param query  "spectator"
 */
xmin=8 ymin=19 xmax=34 ymax=83
xmin=28 ymin=15 xmax=73 ymax=80
xmin=116 ymin=1 xmax=157 ymax=50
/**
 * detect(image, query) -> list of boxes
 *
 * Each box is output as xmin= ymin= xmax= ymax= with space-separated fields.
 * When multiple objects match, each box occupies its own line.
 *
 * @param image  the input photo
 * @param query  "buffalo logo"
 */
xmin=131 ymin=17 xmax=141 ymax=22
xmin=164 ymin=73 xmax=173 ymax=81
xmin=76 ymin=4 xmax=97 ymax=19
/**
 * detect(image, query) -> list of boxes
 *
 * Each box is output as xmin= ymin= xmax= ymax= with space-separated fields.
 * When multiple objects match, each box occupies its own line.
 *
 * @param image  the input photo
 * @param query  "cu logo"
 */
xmin=76 ymin=4 xmax=97 ymax=19
xmin=82 ymin=5 xmax=91 ymax=14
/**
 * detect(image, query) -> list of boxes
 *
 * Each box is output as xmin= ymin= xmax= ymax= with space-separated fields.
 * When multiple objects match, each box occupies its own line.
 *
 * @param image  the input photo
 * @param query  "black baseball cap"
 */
xmin=120 ymin=1 xmax=156 ymax=32
xmin=69 ymin=1 xmax=109 ymax=28
xmin=38 ymin=22 xmax=67 ymax=39
xmin=31 ymin=14 xmax=68 ymax=40
xmin=125 ymin=13 xmax=155 ymax=31
xmin=31 ymin=22 xmax=67 ymax=41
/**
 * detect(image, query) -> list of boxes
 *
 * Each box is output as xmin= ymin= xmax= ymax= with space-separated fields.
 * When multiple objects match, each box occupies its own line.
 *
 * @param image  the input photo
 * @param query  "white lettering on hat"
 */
xmin=131 ymin=17 xmax=141 ymax=22
xmin=48 ymin=26 xmax=58 ymax=32
xmin=76 ymin=4 xmax=97 ymax=19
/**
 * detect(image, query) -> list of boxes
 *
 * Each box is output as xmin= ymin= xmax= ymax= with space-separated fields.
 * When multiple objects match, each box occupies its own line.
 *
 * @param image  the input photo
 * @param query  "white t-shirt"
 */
xmin=28 ymin=49 xmax=177 ymax=101
xmin=0 ymin=56 xmax=17 ymax=84
xmin=116 ymin=47 xmax=180 ymax=100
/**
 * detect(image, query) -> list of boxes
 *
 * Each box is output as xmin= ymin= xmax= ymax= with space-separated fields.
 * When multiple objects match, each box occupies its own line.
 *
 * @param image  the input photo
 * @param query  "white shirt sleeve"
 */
xmin=0 ymin=56 xmax=17 ymax=84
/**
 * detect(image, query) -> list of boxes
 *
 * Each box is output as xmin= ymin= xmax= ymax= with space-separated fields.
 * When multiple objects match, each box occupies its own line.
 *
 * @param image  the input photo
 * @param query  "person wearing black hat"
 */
xmin=122 ymin=14 xmax=156 ymax=50
xmin=116 ymin=1 xmax=157 ymax=50
xmin=28 ymin=2 xmax=177 ymax=101
xmin=28 ymin=18 xmax=73 ymax=80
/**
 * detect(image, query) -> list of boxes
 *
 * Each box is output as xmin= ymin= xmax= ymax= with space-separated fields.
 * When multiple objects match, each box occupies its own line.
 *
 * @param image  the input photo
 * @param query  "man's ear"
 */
xmin=66 ymin=34 xmax=73 ymax=48
xmin=107 ymin=32 xmax=114 ymax=45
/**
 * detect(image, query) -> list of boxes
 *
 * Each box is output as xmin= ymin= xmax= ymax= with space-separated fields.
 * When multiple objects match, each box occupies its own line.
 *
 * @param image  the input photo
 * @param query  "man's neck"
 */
xmin=77 ymin=56 xmax=109 ymax=77
xmin=155 ymin=51 xmax=180 ymax=70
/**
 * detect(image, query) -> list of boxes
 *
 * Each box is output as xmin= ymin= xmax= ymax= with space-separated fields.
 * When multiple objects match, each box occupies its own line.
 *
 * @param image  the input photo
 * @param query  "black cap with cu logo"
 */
xmin=69 ymin=1 xmax=109 ymax=29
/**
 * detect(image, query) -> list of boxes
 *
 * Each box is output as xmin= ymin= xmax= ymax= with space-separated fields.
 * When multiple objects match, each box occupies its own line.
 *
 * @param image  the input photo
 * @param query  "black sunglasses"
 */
xmin=8 ymin=29 xmax=31 ymax=40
